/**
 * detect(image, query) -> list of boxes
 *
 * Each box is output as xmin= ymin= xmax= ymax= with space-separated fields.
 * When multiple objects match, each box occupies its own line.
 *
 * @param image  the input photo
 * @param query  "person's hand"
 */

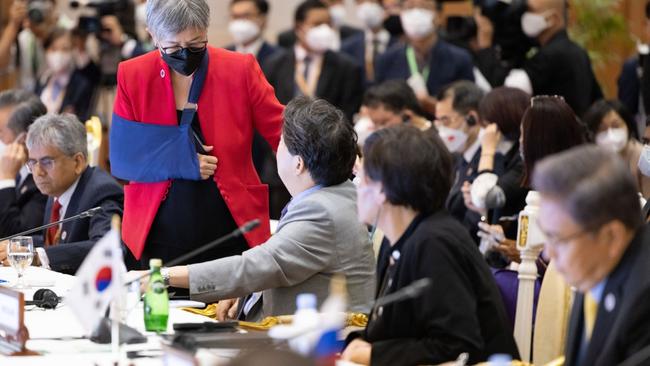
xmin=128 ymin=270 xmax=149 ymax=293
xmin=481 ymin=123 xmax=500 ymax=155
xmin=474 ymin=8 xmax=494 ymax=49
xmin=0 ymin=142 xmax=27 ymax=180
xmin=198 ymin=145 xmax=217 ymax=179
xmin=216 ymin=298 xmax=239 ymax=321
xmin=495 ymin=238 xmax=520 ymax=263
xmin=0 ymin=240 xmax=8 ymax=266
xmin=9 ymin=1 xmax=28 ymax=28
xmin=462 ymin=181 xmax=486 ymax=216
xmin=100 ymin=15 xmax=125 ymax=46
xmin=341 ymin=338 xmax=372 ymax=365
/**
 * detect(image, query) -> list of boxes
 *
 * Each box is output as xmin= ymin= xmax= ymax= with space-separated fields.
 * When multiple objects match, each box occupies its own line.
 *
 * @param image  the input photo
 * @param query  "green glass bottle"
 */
xmin=143 ymin=258 xmax=169 ymax=332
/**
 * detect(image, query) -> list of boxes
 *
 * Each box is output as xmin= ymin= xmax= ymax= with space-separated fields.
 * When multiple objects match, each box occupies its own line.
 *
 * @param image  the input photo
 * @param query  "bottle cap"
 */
xmin=296 ymin=293 xmax=317 ymax=310
xmin=149 ymin=258 xmax=163 ymax=268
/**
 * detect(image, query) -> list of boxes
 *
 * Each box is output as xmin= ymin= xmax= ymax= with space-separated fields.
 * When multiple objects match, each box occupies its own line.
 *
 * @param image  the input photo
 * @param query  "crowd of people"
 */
xmin=1 ymin=0 xmax=650 ymax=365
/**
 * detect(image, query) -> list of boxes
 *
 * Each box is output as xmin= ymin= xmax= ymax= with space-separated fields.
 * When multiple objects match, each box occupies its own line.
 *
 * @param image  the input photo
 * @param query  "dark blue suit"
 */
xmin=38 ymin=167 xmax=123 ymax=274
xmin=35 ymin=69 xmax=95 ymax=122
xmin=0 ymin=174 xmax=47 ymax=237
xmin=618 ymin=57 xmax=641 ymax=116
xmin=375 ymin=39 xmax=474 ymax=97
xmin=341 ymin=32 xmax=400 ymax=88
xmin=225 ymin=41 xmax=279 ymax=69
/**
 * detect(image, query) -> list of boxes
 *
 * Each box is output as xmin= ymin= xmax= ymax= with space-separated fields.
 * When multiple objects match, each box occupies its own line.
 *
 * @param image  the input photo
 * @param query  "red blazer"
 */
xmin=113 ymin=46 xmax=283 ymax=259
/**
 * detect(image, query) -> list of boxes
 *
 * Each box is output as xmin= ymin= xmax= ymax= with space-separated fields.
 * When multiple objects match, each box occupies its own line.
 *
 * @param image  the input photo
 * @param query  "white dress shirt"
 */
xmin=294 ymin=44 xmax=324 ymax=97
xmin=235 ymin=37 xmax=264 ymax=57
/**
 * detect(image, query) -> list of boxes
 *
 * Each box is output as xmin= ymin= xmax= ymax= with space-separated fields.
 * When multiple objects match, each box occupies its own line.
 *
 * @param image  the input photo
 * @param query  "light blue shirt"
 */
xmin=286 ymin=184 xmax=323 ymax=213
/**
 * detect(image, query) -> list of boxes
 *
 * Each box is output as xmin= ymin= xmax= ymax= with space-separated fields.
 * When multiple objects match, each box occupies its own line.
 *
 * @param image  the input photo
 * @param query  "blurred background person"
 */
xmin=343 ymin=125 xmax=518 ymax=365
xmin=226 ymin=0 xmax=278 ymax=66
xmin=36 ymin=28 xmax=94 ymax=121
xmin=0 ymin=89 xmax=48 ymax=237
xmin=375 ymin=0 xmax=474 ymax=116
xmin=584 ymin=99 xmax=650 ymax=197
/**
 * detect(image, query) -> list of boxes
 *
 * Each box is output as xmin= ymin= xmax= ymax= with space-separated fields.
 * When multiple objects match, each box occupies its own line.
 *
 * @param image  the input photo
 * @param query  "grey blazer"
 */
xmin=188 ymin=180 xmax=376 ymax=320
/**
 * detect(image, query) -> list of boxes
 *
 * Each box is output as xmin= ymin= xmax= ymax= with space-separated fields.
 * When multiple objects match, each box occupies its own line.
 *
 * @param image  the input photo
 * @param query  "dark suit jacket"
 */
xmin=618 ymin=57 xmax=641 ymax=116
xmin=340 ymin=32 xmax=399 ymax=88
xmin=277 ymin=25 xmax=363 ymax=49
xmin=363 ymin=212 xmax=519 ymax=365
xmin=564 ymin=224 xmax=650 ymax=366
xmin=0 ymin=174 xmax=47 ymax=237
xmin=523 ymin=30 xmax=602 ymax=117
xmin=262 ymin=49 xmax=362 ymax=121
xmin=35 ymin=69 xmax=95 ymax=121
xmin=375 ymin=39 xmax=475 ymax=97
xmin=224 ymin=41 xmax=279 ymax=69
xmin=38 ymin=167 xmax=123 ymax=274
xmin=446 ymin=148 xmax=481 ymax=241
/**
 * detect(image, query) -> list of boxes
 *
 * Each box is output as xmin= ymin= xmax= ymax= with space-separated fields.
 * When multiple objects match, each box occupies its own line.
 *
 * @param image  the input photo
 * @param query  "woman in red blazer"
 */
xmin=110 ymin=0 xmax=283 ymax=269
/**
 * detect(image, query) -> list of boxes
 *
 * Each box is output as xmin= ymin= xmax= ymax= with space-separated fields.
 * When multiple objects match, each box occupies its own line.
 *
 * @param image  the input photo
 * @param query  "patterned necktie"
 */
xmin=583 ymin=292 xmax=598 ymax=342
xmin=45 ymin=199 xmax=62 ymax=246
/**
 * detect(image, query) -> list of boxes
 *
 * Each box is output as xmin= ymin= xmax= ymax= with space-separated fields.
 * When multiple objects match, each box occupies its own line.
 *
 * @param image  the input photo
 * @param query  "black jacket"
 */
xmin=262 ymin=49 xmax=362 ymax=122
xmin=363 ymin=212 xmax=519 ymax=365
xmin=224 ymin=41 xmax=279 ymax=69
xmin=35 ymin=69 xmax=95 ymax=122
xmin=564 ymin=224 xmax=650 ymax=366
xmin=37 ymin=167 xmax=123 ymax=274
xmin=0 ymin=174 xmax=47 ymax=237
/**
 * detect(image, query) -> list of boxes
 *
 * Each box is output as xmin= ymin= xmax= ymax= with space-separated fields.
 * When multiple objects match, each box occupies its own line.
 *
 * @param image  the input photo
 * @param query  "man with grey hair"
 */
xmin=0 ymin=114 xmax=123 ymax=274
xmin=532 ymin=145 xmax=650 ymax=366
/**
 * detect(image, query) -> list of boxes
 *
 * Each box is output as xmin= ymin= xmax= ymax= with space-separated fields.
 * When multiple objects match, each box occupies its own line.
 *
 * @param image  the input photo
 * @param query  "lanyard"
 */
xmin=179 ymin=51 xmax=209 ymax=127
xmin=406 ymin=46 xmax=429 ymax=82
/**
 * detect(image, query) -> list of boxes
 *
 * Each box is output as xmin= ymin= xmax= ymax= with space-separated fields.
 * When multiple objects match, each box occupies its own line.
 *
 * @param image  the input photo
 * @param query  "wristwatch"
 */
xmin=160 ymin=267 xmax=171 ymax=287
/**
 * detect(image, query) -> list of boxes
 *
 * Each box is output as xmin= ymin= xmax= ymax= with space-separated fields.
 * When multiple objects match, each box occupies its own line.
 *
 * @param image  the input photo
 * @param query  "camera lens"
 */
xmin=28 ymin=8 xmax=45 ymax=24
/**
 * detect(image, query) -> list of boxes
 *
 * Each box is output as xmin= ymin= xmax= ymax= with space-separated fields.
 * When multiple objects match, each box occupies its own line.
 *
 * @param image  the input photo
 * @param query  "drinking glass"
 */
xmin=7 ymin=236 xmax=34 ymax=289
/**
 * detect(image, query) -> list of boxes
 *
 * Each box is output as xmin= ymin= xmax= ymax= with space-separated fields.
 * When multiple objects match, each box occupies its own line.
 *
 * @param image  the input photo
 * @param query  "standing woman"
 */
xmin=111 ymin=0 xmax=283 ymax=268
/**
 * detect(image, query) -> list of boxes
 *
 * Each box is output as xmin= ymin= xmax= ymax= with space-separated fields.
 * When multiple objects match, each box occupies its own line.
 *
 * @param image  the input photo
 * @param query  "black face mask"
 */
xmin=161 ymin=47 xmax=206 ymax=76
xmin=383 ymin=15 xmax=403 ymax=37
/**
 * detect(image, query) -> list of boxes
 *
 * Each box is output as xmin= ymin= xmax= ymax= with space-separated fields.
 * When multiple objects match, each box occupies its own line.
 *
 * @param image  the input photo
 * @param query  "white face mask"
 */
xmin=135 ymin=3 xmax=146 ymax=26
xmin=329 ymin=4 xmax=347 ymax=29
xmin=228 ymin=19 xmax=261 ymax=46
xmin=400 ymin=8 xmax=435 ymax=41
xmin=354 ymin=116 xmax=375 ymax=147
xmin=356 ymin=2 xmax=385 ymax=30
xmin=438 ymin=125 xmax=468 ymax=153
xmin=638 ymin=144 xmax=650 ymax=177
xmin=306 ymin=24 xmax=336 ymax=53
xmin=46 ymin=51 xmax=73 ymax=74
xmin=596 ymin=127 xmax=628 ymax=153
xmin=521 ymin=11 xmax=549 ymax=38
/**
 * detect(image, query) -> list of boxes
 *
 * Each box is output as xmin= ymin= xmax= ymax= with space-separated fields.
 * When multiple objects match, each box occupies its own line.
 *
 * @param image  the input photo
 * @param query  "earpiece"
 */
xmin=465 ymin=114 xmax=477 ymax=126
xmin=25 ymin=288 xmax=60 ymax=309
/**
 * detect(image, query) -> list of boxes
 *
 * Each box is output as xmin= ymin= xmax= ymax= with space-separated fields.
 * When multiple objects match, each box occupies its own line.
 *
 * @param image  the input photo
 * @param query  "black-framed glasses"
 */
xmin=159 ymin=41 xmax=208 ymax=55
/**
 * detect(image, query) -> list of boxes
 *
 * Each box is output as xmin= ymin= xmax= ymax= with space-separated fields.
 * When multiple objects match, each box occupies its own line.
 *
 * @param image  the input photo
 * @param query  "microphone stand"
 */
xmin=0 ymin=207 xmax=103 ymax=242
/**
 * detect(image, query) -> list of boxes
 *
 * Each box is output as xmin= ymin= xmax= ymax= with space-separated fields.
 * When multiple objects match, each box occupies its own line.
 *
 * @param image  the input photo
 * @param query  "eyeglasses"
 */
xmin=159 ymin=41 xmax=208 ymax=55
xmin=530 ymin=95 xmax=565 ymax=108
xmin=26 ymin=156 xmax=64 ymax=172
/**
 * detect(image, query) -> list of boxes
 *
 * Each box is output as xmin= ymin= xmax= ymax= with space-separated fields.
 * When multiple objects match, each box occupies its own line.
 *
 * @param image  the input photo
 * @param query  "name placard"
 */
xmin=0 ymin=286 xmax=31 ymax=356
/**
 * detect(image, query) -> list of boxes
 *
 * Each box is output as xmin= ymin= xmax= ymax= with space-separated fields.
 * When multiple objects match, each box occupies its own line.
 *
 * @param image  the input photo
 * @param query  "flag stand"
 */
xmin=111 ymin=215 xmax=122 ymax=364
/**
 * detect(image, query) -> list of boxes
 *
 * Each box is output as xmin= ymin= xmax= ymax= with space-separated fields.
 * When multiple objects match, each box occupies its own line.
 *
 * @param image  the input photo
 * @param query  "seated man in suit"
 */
xmin=0 ymin=114 xmax=123 ymax=274
xmin=154 ymin=97 xmax=376 ymax=321
xmin=263 ymin=0 xmax=363 ymax=122
xmin=375 ymin=0 xmax=474 ymax=116
xmin=225 ymin=0 xmax=278 ymax=67
xmin=532 ymin=145 xmax=650 ymax=366
xmin=0 ymin=90 xmax=48 ymax=237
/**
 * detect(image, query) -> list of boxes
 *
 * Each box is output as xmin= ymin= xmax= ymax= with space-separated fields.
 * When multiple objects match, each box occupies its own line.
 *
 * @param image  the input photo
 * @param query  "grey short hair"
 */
xmin=532 ymin=145 xmax=643 ymax=231
xmin=26 ymin=114 xmax=88 ymax=159
xmin=146 ymin=0 xmax=210 ymax=41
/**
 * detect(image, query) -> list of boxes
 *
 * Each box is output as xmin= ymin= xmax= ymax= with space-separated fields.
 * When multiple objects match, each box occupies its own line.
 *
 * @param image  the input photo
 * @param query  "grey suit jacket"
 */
xmin=188 ymin=180 xmax=376 ymax=320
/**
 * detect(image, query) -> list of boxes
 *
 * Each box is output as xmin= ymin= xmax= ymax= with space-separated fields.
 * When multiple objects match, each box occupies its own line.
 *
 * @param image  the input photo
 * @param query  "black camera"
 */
xmin=27 ymin=0 xmax=53 ymax=25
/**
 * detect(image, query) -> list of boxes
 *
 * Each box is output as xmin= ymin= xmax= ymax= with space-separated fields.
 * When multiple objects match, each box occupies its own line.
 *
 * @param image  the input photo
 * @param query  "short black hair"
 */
xmin=295 ymin=0 xmax=327 ymax=24
xmin=282 ymin=96 xmax=357 ymax=186
xmin=43 ymin=27 xmax=71 ymax=50
xmin=583 ymin=99 xmax=639 ymax=141
xmin=646 ymin=0 xmax=650 ymax=19
xmin=363 ymin=125 xmax=453 ymax=215
xmin=0 ymin=90 xmax=46 ymax=135
xmin=478 ymin=87 xmax=530 ymax=141
xmin=230 ymin=0 xmax=269 ymax=15
xmin=437 ymin=80 xmax=484 ymax=115
xmin=362 ymin=80 xmax=424 ymax=116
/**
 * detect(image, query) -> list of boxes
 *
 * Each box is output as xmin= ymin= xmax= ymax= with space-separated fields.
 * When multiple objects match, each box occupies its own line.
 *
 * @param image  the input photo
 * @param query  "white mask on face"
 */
xmin=46 ymin=51 xmax=73 ymax=74
xmin=356 ymin=2 xmax=385 ymax=30
xmin=596 ymin=127 xmax=628 ymax=153
xmin=329 ymin=4 xmax=347 ymax=29
xmin=135 ymin=2 xmax=146 ymax=27
xmin=438 ymin=125 xmax=468 ymax=153
xmin=638 ymin=144 xmax=650 ymax=177
xmin=400 ymin=8 xmax=435 ymax=41
xmin=521 ymin=11 xmax=549 ymax=38
xmin=306 ymin=24 xmax=336 ymax=53
xmin=228 ymin=19 xmax=261 ymax=46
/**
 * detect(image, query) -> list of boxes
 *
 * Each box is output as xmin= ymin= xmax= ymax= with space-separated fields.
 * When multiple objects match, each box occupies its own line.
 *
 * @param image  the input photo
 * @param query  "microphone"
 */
xmin=124 ymin=219 xmax=262 ymax=286
xmin=0 ymin=206 xmax=103 ymax=242
xmin=373 ymin=278 xmax=432 ymax=309
xmin=485 ymin=185 xmax=506 ymax=210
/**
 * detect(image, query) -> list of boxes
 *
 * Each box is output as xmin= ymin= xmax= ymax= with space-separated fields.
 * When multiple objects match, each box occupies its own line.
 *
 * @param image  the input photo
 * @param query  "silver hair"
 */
xmin=146 ymin=0 xmax=210 ymax=41
xmin=26 ymin=114 xmax=88 ymax=158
